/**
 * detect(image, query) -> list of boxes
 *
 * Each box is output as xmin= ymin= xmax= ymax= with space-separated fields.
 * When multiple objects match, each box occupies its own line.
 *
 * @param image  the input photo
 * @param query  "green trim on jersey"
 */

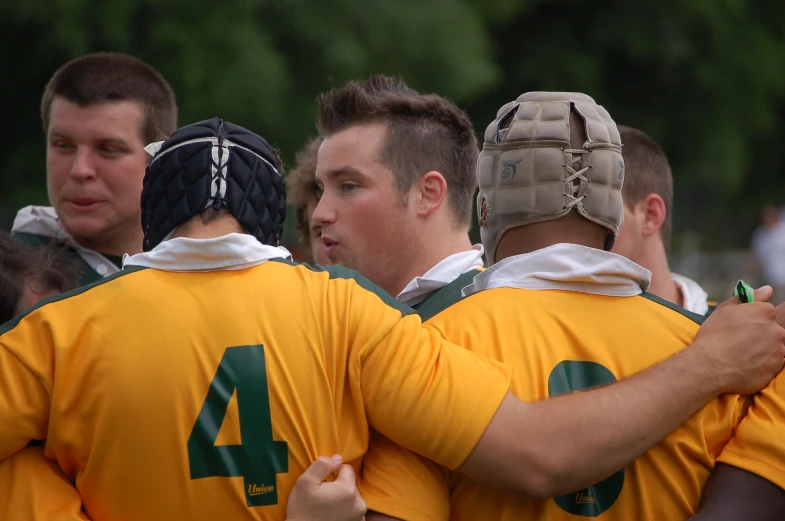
xmin=12 ymin=232 xmax=123 ymax=286
xmin=639 ymin=292 xmax=706 ymax=325
xmin=413 ymin=269 xmax=482 ymax=322
xmin=0 ymin=266 xmax=147 ymax=337
xmin=270 ymin=259 xmax=415 ymax=317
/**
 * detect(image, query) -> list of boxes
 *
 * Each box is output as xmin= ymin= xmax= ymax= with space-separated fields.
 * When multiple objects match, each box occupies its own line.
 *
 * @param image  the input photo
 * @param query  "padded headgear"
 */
xmin=141 ymin=118 xmax=286 ymax=251
xmin=476 ymin=92 xmax=625 ymax=264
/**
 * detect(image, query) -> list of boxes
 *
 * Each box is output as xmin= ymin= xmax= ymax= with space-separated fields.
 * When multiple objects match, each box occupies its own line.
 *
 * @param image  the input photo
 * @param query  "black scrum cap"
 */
xmin=141 ymin=118 xmax=286 ymax=251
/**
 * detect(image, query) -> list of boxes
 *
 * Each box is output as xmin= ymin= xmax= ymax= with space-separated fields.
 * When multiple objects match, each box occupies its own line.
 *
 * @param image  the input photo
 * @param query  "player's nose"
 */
xmin=69 ymin=147 xmax=98 ymax=181
xmin=312 ymin=196 xmax=336 ymax=226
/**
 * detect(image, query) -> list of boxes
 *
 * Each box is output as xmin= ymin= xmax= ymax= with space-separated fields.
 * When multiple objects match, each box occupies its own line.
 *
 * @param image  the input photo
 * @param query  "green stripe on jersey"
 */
xmin=639 ymin=292 xmax=706 ymax=325
xmin=270 ymin=259 xmax=415 ymax=317
xmin=414 ymin=269 xmax=481 ymax=322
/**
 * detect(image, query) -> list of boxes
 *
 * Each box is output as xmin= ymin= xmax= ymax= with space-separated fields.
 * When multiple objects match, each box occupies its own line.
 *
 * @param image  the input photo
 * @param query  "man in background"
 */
xmin=12 ymin=52 xmax=177 ymax=285
xmin=286 ymin=137 xmax=328 ymax=264
xmin=750 ymin=204 xmax=785 ymax=304
xmin=611 ymin=125 xmax=714 ymax=314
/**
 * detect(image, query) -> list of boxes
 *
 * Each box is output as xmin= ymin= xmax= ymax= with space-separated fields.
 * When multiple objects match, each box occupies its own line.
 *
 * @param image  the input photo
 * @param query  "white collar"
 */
xmin=12 ymin=205 xmax=121 ymax=277
xmin=123 ymin=233 xmax=292 ymax=272
xmin=671 ymin=273 xmax=709 ymax=315
xmin=463 ymin=243 xmax=651 ymax=297
xmin=397 ymin=245 xmax=485 ymax=307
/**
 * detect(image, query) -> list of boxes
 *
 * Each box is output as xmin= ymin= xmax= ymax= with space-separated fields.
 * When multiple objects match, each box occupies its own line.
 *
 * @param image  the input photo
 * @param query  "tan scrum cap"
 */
xmin=476 ymin=92 xmax=625 ymax=264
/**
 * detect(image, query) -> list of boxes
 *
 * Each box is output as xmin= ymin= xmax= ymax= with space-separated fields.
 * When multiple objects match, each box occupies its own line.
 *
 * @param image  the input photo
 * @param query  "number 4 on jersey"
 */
xmin=188 ymin=344 xmax=288 ymax=507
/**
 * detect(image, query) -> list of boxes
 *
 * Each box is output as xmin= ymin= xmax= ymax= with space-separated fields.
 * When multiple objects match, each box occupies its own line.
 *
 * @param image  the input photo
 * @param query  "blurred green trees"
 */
xmin=2 ymin=0 xmax=784 ymax=247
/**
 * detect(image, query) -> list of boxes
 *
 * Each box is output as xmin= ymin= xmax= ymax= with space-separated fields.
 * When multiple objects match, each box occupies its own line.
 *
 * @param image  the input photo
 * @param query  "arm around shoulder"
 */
xmin=457 ymin=293 xmax=785 ymax=498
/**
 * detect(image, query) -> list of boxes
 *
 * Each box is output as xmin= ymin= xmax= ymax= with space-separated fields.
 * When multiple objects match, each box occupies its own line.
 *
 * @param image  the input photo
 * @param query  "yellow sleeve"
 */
xmin=319 ymin=269 xmax=510 ymax=471
xmin=0 ymin=313 xmax=53 ymax=460
xmin=359 ymin=430 xmax=450 ymax=521
xmin=0 ymin=446 xmax=89 ymax=520
xmin=718 ymin=371 xmax=785 ymax=488
xmin=356 ymin=313 xmax=511 ymax=470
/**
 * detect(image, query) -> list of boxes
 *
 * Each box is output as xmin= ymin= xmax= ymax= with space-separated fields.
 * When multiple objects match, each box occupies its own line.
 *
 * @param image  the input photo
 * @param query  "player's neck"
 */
xmin=70 ymin=225 xmax=144 ymax=257
xmin=387 ymin=229 xmax=474 ymax=297
xmin=496 ymin=216 xmax=607 ymax=259
xmin=172 ymin=214 xmax=243 ymax=240
xmin=639 ymin=239 xmax=682 ymax=307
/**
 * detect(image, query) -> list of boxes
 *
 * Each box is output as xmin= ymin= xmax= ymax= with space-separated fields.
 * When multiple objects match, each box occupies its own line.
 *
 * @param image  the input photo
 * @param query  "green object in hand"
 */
xmin=733 ymin=280 xmax=755 ymax=303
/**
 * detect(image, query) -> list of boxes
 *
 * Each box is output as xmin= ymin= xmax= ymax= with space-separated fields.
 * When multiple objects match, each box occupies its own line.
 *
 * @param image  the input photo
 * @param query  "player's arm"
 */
xmin=359 ymin=287 xmax=785 ymax=499
xmin=687 ymin=463 xmax=785 ymax=521
xmin=286 ymin=455 xmax=366 ymax=521
xmin=702 ymin=304 xmax=785 ymax=519
xmin=457 ymin=289 xmax=785 ymax=497
xmin=0 ymin=446 xmax=89 ymax=520
xmin=358 ymin=431 xmax=450 ymax=521
xmin=0 ymin=309 xmax=57 ymax=461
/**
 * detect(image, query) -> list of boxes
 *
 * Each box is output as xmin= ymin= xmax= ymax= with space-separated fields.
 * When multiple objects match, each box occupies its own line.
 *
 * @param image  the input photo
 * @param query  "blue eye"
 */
xmin=341 ymin=183 xmax=358 ymax=192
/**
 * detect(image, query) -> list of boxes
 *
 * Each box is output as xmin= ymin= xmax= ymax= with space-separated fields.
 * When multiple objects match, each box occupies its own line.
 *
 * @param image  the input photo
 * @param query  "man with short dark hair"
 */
xmin=313 ymin=75 xmax=483 ymax=310
xmin=611 ymin=125 xmax=714 ymax=314
xmin=12 ymin=52 xmax=178 ymax=285
xmin=286 ymin=137 xmax=328 ymax=264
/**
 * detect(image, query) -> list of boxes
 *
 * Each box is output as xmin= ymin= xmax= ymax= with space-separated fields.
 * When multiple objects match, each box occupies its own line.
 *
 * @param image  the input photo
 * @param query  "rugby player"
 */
xmin=1 ymin=51 xmax=178 ymax=521
xmin=611 ymin=125 xmax=715 ymax=315
xmin=0 ymin=232 xmax=86 ymax=519
xmin=0 ymin=233 xmax=366 ymax=521
xmin=0 ymin=118 xmax=780 ymax=520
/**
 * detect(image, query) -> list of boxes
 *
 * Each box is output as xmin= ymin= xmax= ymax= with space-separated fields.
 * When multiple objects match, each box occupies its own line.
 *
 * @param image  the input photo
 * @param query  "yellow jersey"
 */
xmin=361 ymin=282 xmax=748 ymax=520
xmin=717 ymin=361 xmax=785 ymax=489
xmin=0 ymin=446 xmax=88 ymax=521
xmin=0 ymin=258 xmax=510 ymax=521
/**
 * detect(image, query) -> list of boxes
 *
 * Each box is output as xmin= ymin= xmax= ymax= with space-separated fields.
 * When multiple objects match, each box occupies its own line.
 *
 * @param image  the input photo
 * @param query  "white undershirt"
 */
xmin=671 ymin=273 xmax=710 ymax=315
xmin=463 ymin=243 xmax=651 ymax=297
xmin=123 ymin=233 xmax=291 ymax=271
xmin=396 ymin=245 xmax=484 ymax=307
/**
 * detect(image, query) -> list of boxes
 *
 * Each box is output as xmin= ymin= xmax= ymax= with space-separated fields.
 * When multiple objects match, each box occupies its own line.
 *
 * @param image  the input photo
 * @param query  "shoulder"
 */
xmin=0 ymin=266 xmax=148 ymax=337
xmin=638 ymin=292 xmax=706 ymax=325
xmin=267 ymin=259 xmax=415 ymax=316
xmin=415 ymin=269 xmax=483 ymax=322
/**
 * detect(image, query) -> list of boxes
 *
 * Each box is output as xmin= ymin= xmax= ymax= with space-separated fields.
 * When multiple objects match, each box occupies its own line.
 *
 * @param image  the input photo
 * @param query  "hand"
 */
xmin=692 ymin=286 xmax=785 ymax=395
xmin=776 ymin=302 xmax=785 ymax=329
xmin=286 ymin=455 xmax=367 ymax=521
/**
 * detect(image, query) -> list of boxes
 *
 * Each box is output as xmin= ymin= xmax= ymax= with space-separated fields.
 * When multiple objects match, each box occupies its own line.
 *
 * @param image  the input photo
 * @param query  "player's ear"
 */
xmin=639 ymin=193 xmax=666 ymax=237
xmin=415 ymin=171 xmax=448 ymax=218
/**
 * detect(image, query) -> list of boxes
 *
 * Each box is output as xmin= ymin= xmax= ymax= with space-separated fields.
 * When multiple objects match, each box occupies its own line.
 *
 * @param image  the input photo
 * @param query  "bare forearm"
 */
xmin=528 ymin=345 xmax=721 ymax=494
xmin=461 ymin=342 xmax=722 ymax=497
